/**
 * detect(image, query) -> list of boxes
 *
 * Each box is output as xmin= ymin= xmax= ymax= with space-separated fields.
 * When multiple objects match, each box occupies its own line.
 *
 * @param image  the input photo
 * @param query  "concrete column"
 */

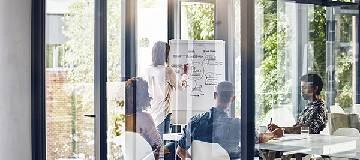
xmin=0 ymin=0 xmax=32 ymax=159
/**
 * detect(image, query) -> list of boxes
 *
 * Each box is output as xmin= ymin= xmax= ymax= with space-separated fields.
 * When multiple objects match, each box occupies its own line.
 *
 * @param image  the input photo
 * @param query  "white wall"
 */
xmin=0 ymin=0 xmax=32 ymax=159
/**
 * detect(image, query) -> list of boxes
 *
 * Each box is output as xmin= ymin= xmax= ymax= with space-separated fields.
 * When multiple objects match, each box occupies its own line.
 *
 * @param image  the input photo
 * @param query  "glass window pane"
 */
xmin=254 ymin=0 xmax=304 ymax=128
xmin=46 ymin=0 xmax=95 ymax=159
xmin=129 ymin=0 xmax=242 ymax=159
xmin=180 ymin=2 xmax=215 ymax=40
xmin=333 ymin=8 xmax=358 ymax=113
xmin=137 ymin=0 xmax=168 ymax=78
xmin=254 ymin=2 xmax=359 ymax=127
xmin=256 ymin=0 xmax=360 ymax=158
xmin=234 ymin=0 xmax=241 ymax=118
xmin=106 ymin=0 xmax=124 ymax=159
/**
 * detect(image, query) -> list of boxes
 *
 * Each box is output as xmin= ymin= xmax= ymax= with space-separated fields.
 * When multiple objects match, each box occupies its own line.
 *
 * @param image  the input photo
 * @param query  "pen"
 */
xmin=270 ymin=118 xmax=272 ymax=125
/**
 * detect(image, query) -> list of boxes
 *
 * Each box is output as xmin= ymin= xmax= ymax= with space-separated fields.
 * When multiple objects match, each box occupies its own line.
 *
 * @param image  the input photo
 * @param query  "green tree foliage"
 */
xmin=256 ymin=0 xmax=291 ymax=116
xmin=257 ymin=0 xmax=279 ymax=114
xmin=184 ymin=3 xmax=215 ymax=40
xmin=62 ymin=0 xmax=122 ymax=83
xmin=310 ymin=8 xmax=353 ymax=109
xmin=62 ymin=0 xmax=94 ymax=83
xmin=106 ymin=0 xmax=123 ymax=82
xmin=335 ymin=15 xmax=353 ymax=109
xmin=310 ymin=7 xmax=326 ymax=81
xmin=257 ymin=1 xmax=354 ymax=114
xmin=336 ymin=51 xmax=353 ymax=108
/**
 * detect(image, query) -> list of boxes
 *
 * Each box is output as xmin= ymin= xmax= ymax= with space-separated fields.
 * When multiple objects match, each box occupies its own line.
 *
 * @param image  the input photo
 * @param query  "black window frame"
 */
xmin=31 ymin=0 xmax=46 ymax=159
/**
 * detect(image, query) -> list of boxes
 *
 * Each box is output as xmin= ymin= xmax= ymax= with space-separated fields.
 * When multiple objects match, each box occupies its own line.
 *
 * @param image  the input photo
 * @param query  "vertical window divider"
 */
xmin=356 ymin=4 xmax=360 ymax=103
xmin=124 ymin=0 xmax=137 ymax=80
xmin=31 ymin=0 xmax=46 ymax=159
xmin=123 ymin=0 xmax=137 ymax=147
xmin=240 ymin=0 xmax=255 ymax=158
xmin=94 ymin=0 xmax=107 ymax=159
xmin=168 ymin=0 xmax=176 ymax=42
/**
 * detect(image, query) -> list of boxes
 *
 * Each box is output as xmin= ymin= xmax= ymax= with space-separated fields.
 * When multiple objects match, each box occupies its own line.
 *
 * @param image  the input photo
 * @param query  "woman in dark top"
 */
xmin=267 ymin=74 xmax=328 ymax=160
xmin=124 ymin=77 xmax=164 ymax=159
xmin=268 ymin=73 xmax=328 ymax=134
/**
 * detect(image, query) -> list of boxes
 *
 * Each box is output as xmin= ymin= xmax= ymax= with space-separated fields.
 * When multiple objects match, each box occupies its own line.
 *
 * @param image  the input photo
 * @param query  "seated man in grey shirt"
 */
xmin=176 ymin=81 xmax=282 ymax=159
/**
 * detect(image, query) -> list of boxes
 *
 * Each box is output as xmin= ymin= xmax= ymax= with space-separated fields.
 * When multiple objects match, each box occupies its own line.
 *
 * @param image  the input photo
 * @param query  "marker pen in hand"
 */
xmin=268 ymin=118 xmax=273 ymax=131
xmin=183 ymin=64 xmax=188 ymax=74
xmin=181 ymin=64 xmax=188 ymax=87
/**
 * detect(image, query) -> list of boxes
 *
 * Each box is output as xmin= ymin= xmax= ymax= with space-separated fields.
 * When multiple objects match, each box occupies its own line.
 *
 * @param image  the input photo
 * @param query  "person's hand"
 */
xmin=164 ymin=147 xmax=171 ymax=155
xmin=267 ymin=123 xmax=279 ymax=132
xmin=272 ymin=128 xmax=284 ymax=138
xmin=180 ymin=74 xmax=188 ymax=88
xmin=259 ymin=133 xmax=274 ymax=143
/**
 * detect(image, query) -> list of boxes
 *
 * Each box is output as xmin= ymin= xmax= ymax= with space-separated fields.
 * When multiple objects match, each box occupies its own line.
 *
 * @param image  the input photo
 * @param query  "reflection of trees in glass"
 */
xmin=184 ymin=3 xmax=215 ymax=40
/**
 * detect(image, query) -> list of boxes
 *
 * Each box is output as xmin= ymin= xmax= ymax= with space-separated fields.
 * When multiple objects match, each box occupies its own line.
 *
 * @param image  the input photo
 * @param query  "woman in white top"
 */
xmin=147 ymin=41 xmax=184 ymax=133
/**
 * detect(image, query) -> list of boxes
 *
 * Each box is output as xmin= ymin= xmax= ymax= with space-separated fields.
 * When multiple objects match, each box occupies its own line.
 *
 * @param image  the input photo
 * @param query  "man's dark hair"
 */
xmin=216 ymin=81 xmax=235 ymax=103
xmin=300 ymin=73 xmax=323 ymax=95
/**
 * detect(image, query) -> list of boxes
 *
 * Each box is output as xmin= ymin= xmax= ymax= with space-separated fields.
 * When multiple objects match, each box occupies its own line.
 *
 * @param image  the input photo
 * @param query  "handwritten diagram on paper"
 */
xmin=169 ymin=40 xmax=225 ymax=111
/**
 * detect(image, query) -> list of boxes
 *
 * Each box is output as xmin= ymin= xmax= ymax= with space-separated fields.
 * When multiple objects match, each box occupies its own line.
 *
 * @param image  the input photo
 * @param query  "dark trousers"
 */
xmin=157 ymin=114 xmax=180 ymax=160
xmin=156 ymin=114 xmax=172 ymax=136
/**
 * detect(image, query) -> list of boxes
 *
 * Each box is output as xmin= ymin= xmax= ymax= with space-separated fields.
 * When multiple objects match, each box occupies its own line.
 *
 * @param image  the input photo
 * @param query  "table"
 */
xmin=163 ymin=133 xmax=183 ymax=141
xmin=257 ymin=134 xmax=360 ymax=159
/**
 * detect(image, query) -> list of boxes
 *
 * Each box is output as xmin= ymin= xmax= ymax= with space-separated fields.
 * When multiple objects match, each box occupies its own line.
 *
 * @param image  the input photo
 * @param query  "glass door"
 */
xmin=45 ymin=0 xmax=95 ymax=159
xmin=45 ymin=0 xmax=126 ymax=159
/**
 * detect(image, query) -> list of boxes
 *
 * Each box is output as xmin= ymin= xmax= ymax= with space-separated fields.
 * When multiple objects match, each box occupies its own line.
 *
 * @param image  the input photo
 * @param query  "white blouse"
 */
xmin=146 ymin=65 xmax=177 ymax=126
